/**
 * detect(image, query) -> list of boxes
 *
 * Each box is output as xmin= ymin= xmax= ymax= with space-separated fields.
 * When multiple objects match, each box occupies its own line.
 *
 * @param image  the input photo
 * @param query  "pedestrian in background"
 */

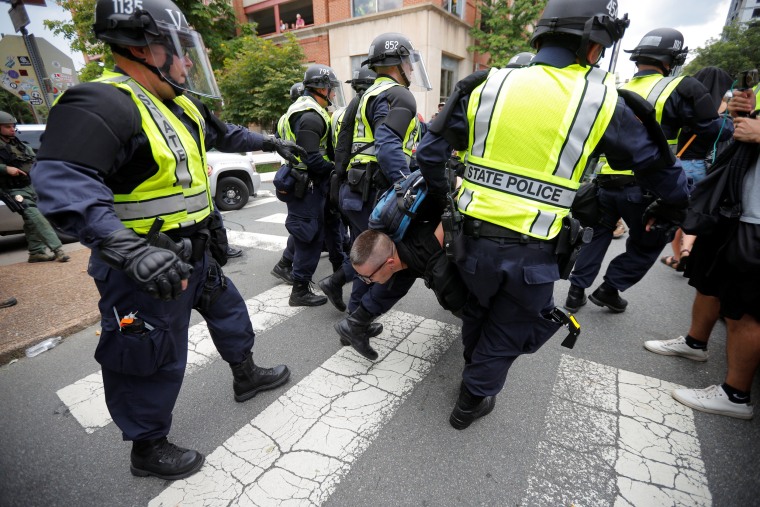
xmin=31 ymin=0 xmax=304 ymax=481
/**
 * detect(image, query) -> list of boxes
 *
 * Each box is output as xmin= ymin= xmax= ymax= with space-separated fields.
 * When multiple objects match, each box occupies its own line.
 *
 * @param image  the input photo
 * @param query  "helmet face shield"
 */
xmin=329 ymin=80 xmax=346 ymax=108
xmin=401 ymin=50 xmax=432 ymax=91
xmin=149 ymin=23 xmax=221 ymax=99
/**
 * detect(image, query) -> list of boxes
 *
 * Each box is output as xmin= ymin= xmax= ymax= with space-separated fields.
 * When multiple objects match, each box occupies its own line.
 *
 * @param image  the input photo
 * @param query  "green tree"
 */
xmin=44 ymin=0 xmax=237 ymax=82
xmin=683 ymin=22 xmax=760 ymax=78
xmin=216 ymin=30 xmax=305 ymax=131
xmin=469 ymin=0 xmax=547 ymax=68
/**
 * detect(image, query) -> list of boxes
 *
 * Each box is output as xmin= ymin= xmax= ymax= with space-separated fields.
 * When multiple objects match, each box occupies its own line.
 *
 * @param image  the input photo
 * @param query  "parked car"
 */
xmin=207 ymin=149 xmax=261 ymax=211
xmin=0 ymin=126 xmax=261 ymax=236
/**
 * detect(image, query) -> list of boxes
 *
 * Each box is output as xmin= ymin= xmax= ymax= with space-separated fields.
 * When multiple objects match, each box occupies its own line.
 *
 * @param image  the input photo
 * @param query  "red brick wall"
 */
xmin=300 ymin=35 xmax=331 ymax=65
xmin=326 ymin=0 xmax=352 ymax=22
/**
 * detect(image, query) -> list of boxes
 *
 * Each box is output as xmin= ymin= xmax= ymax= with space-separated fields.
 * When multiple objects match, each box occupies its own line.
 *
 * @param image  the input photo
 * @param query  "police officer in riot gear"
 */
xmin=290 ymin=82 xmax=304 ymax=102
xmin=417 ymin=0 xmax=690 ymax=430
xmin=276 ymin=64 xmax=344 ymax=306
xmin=565 ymin=27 xmax=733 ymax=314
xmin=30 ymin=0 xmax=305 ymax=480
xmin=320 ymin=33 xmax=431 ymax=361
xmin=0 ymin=111 xmax=70 ymax=263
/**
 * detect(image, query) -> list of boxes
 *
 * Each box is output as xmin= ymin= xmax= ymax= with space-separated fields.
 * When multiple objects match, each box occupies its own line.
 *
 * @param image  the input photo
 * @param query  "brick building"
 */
xmin=236 ymin=0 xmax=488 ymax=120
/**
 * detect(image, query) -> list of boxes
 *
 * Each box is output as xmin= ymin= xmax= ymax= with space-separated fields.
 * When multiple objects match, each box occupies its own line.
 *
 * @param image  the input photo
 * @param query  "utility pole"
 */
xmin=7 ymin=0 xmax=52 ymax=122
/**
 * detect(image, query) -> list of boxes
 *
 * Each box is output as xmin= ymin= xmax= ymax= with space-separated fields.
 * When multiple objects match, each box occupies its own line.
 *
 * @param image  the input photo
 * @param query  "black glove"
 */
xmin=642 ymin=198 xmax=687 ymax=235
xmin=99 ymin=228 xmax=193 ymax=301
xmin=262 ymin=137 xmax=307 ymax=166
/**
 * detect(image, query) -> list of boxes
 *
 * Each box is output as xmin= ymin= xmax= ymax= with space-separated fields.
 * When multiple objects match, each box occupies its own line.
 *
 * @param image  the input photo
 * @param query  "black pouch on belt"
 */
xmin=347 ymin=167 xmax=371 ymax=202
xmin=292 ymin=168 xmax=310 ymax=199
xmin=555 ymin=216 xmax=593 ymax=280
xmin=194 ymin=258 xmax=227 ymax=313
xmin=207 ymin=210 xmax=229 ymax=266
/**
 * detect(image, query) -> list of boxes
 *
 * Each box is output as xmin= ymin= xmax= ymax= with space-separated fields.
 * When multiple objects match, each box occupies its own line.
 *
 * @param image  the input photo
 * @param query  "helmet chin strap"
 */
xmin=112 ymin=45 xmax=185 ymax=96
xmin=397 ymin=64 xmax=411 ymax=87
xmin=308 ymin=89 xmax=332 ymax=107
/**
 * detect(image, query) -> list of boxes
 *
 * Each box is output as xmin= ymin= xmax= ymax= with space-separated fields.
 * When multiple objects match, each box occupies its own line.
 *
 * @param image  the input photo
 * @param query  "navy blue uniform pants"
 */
xmin=285 ymin=187 xmax=326 ymax=283
xmin=454 ymin=235 xmax=562 ymax=397
xmin=90 ymin=250 xmax=254 ymax=441
xmin=569 ymin=185 xmax=669 ymax=291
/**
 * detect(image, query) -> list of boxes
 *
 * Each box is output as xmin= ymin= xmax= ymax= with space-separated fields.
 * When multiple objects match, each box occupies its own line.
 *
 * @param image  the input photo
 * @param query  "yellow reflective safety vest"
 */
xmin=276 ymin=95 xmax=331 ymax=169
xmin=599 ymin=73 xmax=683 ymax=176
xmin=94 ymin=71 xmax=211 ymax=234
xmin=331 ymin=105 xmax=347 ymax=149
xmin=458 ymin=65 xmax=618 ymax=240
xmin=351 ymin=77 xmax=419 ymax=166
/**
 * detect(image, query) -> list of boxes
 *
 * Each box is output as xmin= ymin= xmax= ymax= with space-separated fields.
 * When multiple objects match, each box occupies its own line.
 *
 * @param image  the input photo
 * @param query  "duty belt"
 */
xmin=595 ymin=175 xmax=637 ymax=189
xmin=462 ymin=217 xmax=554 ymax=244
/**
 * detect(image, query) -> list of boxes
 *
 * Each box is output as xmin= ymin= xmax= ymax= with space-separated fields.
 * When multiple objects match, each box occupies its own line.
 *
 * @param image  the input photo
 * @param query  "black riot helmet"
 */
xmin=93 ymin=0 xmax=221 ymax=98
xmin=303 ymin=64 xmax=345 ymax=107
xmin=530 ymin=0 xmax=629 ymax=66
xmin=506 ymin=52 xmax=534 ymax=68
xmin=290 ymin=82 xmax=304 ymax=102
xmin=625 ymin=28 xmax=688 ymax=76
xmin=362 ymin=32 xmax=432 ymax=90
xmin=346 ymin=65 xmax=377 ymax=94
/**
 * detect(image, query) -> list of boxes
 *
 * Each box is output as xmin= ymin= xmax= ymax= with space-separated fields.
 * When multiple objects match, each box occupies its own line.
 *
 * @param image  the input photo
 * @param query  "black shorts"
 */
xmin=686 ymin=227 xmax=760 ymax=321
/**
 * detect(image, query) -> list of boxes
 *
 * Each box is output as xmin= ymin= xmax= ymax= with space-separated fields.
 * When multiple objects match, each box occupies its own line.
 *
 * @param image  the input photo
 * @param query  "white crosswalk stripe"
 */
xmin=226 ymin=230 xmax=288 ymax=252
xmin=149 ymin=311 xmax=459 ymax=507
xmin=255 ymin=213 xmax=288 ymax=224
xmin=522 ymin=355 xmax=711 ymax=506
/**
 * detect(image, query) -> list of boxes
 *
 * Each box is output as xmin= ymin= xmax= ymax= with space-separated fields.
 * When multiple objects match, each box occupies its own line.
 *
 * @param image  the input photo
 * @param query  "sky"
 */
xmin=600 ymin=0 xmax=732 ymax=78
xmin=0 ymin=0 xmax=734 ymax=76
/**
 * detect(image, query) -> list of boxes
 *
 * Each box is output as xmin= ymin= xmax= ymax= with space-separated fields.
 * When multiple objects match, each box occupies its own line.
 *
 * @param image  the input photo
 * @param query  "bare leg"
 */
xmin=724 ymin=314 xmax=760 ymax=392
xmin=688 ymin=291 xmax=720 ymax=343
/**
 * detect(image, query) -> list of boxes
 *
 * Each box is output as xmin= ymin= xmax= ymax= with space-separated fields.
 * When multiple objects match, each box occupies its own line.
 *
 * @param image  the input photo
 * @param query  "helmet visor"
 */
xmin=149 ymin=22 xmax=221 ymax=99
xmin=401 ymin=50 xmax=432 ymax=91
xmin=327 ymin=79 xmax=346 ymax=108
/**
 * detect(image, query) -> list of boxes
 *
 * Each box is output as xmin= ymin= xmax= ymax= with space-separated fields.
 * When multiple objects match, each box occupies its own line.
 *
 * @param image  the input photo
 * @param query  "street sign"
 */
xmin=8 ymin=0 xmax=31 ymax=33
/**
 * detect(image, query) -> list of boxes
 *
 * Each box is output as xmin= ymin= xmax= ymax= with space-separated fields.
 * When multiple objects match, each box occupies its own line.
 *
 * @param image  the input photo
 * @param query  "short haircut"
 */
xmin=351 ymin=230 xmax=392 ymax=267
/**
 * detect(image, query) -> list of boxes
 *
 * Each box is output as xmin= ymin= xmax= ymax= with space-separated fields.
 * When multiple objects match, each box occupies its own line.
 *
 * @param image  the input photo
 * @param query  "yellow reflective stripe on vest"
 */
xmin=277 ymin=95 xmax=331 ymax=167
xmin=96 ymin=72 xmax=211 ymax=234
xmin=460 ymin=64 xmax=617 ymax=239
xmin=352 ymin=77 xmax=415 ymax=166
xmin=331 ymin=106 xmax=346 ymax=148
xmin=599 ymin=74 xmax=683 ymax=176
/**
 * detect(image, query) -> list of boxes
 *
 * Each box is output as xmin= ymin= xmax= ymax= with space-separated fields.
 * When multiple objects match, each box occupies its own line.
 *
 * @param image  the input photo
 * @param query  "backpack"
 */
xmin=368 ymin=169 xmax=428 ymax=241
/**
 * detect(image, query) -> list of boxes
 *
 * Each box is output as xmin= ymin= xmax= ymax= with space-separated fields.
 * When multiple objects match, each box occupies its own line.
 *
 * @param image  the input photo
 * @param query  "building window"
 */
xmin=353 ymin=0 xmax=402 ymax=18
xmin=442 ymin=0 xmax=464 ymax=18
xmin=440 ymin=55 xmax=459 ymax=103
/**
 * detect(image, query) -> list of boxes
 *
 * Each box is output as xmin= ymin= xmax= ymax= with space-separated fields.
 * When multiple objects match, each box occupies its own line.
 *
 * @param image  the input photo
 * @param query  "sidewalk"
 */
xmin=0 ymin=247 xmax=100 ymax=364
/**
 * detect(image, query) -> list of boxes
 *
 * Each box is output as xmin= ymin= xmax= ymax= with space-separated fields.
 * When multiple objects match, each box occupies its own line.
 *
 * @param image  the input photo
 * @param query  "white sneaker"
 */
xmin=672 ymin=385 xmax=753 ymax=420
xmin=643 ymin=336 xmax=708 ymax=362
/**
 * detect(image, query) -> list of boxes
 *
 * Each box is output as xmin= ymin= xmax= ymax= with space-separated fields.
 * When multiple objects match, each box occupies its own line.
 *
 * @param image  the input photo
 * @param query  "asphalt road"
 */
xmin=1 ymin=181 xmax=758 ymax=507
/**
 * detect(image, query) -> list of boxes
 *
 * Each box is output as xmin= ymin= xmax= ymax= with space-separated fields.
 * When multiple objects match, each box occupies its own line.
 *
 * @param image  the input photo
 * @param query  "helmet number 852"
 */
xmin=385 ymin=41 xmax=399 ymax=51
xmin=112 ymin=0 xmax=144 ymax=15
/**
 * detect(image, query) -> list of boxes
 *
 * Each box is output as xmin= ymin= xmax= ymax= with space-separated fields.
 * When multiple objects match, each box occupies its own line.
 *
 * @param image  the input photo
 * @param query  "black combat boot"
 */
xmin=564 ymin=284 xmax=587 ymax=313
xmin=318 ymin=270 xmax=347 ymax=312
xmin=449 ymin=383 xmax=496 ymax=430
xmin=289 ymin=280 xmax=328 ymax=306
xmin=271 ymin=257 xmax=294 ymax=285
xmin=130 ymin=437 xmax=204 ymax=480
xmin=334 ymin=306 xmax=379 ymax=360
xmin=230 ymin=353 xmax=290 ymax=402
xmin=589 ymin=282 xmax=628 ymax=313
